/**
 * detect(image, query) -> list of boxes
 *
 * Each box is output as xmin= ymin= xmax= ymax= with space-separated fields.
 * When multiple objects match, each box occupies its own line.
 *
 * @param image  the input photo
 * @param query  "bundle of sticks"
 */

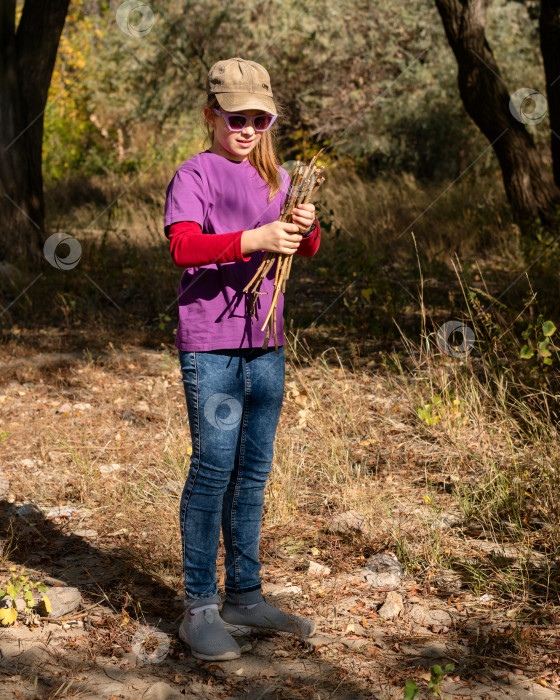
xmin=243 ymin=149 xmax=326 ymax=352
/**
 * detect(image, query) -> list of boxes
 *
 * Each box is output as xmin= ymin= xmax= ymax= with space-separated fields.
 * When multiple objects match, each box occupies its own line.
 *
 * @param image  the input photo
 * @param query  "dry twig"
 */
xmin=244 ymin=149 xmax=326 ymax=352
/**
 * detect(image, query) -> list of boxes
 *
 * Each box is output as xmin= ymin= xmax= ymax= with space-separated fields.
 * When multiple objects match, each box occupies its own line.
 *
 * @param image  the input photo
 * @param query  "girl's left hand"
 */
xmin=292 ymin=203 xmax=315 ymax=234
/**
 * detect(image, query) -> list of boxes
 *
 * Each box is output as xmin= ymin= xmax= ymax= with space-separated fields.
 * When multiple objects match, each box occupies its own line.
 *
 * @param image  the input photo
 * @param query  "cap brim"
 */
xmin=216 ymin=93 xmax=277 ymax=115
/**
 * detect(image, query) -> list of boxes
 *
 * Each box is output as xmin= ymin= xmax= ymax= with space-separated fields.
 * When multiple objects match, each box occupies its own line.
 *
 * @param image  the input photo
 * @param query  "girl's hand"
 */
xmin=291 ymin=203 xmax=315 ymax=234
xmin=242 ymin=221 xmax=302 ymax=256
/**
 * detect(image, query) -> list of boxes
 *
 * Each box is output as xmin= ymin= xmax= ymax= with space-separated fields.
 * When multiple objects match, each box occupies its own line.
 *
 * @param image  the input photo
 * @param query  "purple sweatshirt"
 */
xmin=164 ymin=150 xmax=294 ymax=351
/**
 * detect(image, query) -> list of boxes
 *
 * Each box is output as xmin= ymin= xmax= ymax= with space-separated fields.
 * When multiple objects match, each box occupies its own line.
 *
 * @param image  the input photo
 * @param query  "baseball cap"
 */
xmin=206 ymin=57 xmax=277 ymax=115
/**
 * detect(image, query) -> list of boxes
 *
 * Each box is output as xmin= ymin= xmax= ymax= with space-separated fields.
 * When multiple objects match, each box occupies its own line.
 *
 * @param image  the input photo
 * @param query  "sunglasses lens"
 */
xmin=227 ymin=114 xmax=247 ymax=130
xmin=255 ymin=115 xmax=274 ymax=131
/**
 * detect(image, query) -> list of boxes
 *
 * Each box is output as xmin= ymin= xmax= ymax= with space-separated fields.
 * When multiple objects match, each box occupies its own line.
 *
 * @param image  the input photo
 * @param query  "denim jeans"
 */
xmin=177 ymin=345 xmax=285 ymax=611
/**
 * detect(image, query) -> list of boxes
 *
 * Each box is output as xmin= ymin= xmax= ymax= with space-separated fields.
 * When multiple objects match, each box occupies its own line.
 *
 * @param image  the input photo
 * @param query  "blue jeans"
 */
xmin=177 ymin=345 xmax=285 ymax=611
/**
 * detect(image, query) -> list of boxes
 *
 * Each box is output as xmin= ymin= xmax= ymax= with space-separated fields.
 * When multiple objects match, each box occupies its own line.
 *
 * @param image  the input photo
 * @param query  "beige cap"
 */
xmin=206 ymin=57 xmax=277 ymax=115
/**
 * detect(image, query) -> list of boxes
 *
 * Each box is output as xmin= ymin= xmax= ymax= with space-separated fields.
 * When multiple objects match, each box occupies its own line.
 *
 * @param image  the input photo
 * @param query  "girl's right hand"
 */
xmin=241 ymin=221 xmax=302 ymax=256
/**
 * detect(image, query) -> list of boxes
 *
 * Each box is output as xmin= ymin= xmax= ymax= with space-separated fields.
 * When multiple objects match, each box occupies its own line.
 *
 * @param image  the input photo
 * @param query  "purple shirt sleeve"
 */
xmin=164 ymin=166 xmax=206 ymax=237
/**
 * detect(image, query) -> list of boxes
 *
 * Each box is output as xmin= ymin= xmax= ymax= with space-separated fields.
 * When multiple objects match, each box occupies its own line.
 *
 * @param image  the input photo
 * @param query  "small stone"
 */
xmin=306 ymin=560 xmax=332 ymax=577
xmin=122 ymin=651 xmax=140 ymax=666
xmin=364 ymin=553 xmax=402 ymax=589
xmin=341 ymin=638 xmax=369 ymax=650
xmin=98 ymin=463 xmax=121 ymax=474
xmin=264 ymin=583 xmax=302 ymax=597
xmin=142 ymin=681 xmax=184 ymax=700
xmin=0 ymin=470 xmax=9 ymax=496
xmin=432 ymin=570 xmax=463 ymax=592
xmin=103 ymin=665 xmax=126 ymax=681
xmin=73 ymin=403 xmax=92 ymax=411
xmin=71 ymin=529 xmax=98 ymax=538
xmin=327 ymin=510 xmax=369 ymax=535
xmin=16 ymin=503 xmax=43 ymax=520
xmin=345 ymin=622 xmax=367 ymax=636
xmin=0 ymin=595 xmax=26 ymax=613
xmin=378 ymin=591 xmax=404 ymax=620
xmin=305 ymin=634 xmax=337 ymax=650
xmin=19 ymin=458 xmax=38 ymax=469
xmin=15 ymin=597 xmax=28 ymax=612
xmin=409 ymin=605 xmax=452 ymax=630
xmin=56 ymin=402 xmax=73 ymax=414
xmin=430 ymin=512 xmax=463 ymax=530
xmin=44 ymin=505 xmax=91 ymax=519
xmin=421 ymin=644 xmax=449 ymax=659
xmin=38 ymin=586 xmax=82 ymax=619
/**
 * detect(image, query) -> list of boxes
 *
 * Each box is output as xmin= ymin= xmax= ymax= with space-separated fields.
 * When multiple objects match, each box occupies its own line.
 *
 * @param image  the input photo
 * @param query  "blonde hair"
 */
xmin=203 ymin=94 xmax=283 ymax=203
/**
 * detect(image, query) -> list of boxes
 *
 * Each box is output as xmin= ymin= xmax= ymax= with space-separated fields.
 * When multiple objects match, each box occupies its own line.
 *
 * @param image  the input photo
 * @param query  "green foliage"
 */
xmin=0 ymin=566 xmax=50 ymax=626
xmin=404 ymin=680 xmax=420 ymax=699
xmin=156 ymin=313 xmax=172 ymax=331
xmin=403 ymin=664 xmax=455 ymax=699
xmin=417 ymin=395 xmax=466 ymax=427
xmin=428 ymin=664 xmax=455 ymax=698
xmin=418 ymin=396 xmax=442 ymax=426
xmin=519 ymin=315 xmax=558 ymax=368
xmin=43 ymin=0 xmax=544 ymax=185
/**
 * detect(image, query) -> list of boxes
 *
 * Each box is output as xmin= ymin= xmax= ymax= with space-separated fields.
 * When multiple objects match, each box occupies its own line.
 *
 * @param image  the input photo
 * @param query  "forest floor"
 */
xmin=1 ymin=319 xmax=559 ymax=700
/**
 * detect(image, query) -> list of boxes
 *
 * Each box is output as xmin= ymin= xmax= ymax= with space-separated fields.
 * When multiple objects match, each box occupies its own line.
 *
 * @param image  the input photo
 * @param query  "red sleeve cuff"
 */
xmin=296 ymin=218 xmax=321 ymax=258
xmin=167 ymin=221 xmax=252 ymax=267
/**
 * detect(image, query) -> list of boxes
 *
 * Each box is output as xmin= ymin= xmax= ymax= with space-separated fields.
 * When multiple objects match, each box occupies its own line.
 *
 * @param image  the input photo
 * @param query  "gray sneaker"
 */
xmin=221 ymin=599 xmax=317 ymax=638
xmin=179 ymin=607 xmax=241 ymax=661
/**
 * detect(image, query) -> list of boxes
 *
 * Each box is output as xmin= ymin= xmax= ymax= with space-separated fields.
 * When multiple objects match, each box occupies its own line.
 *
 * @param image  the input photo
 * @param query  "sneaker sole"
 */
xmin=178 ymin=624 xmax=241 ymax=661
xmin=222 ymin=619 xmax=317 ymax=638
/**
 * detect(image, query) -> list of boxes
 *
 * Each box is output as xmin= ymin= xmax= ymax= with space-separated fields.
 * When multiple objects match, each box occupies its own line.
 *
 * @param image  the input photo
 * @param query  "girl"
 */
xmin=164 ymin=57 xmax=321 ymax=662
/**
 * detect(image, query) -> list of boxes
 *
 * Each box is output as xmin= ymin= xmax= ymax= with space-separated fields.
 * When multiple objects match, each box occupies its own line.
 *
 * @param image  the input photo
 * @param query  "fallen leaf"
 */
xmin=259 ymin=667 xmax=278 ymax=679
xmin=120 ymin=608 xmax=130 ymax=626
xmin=0 ymin=607 xmax=18 ymax=626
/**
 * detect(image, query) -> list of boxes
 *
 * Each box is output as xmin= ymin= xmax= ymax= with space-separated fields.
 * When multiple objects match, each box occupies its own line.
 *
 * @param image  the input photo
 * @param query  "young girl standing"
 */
xmin=164 ymin=57 xmax=321 ymax=661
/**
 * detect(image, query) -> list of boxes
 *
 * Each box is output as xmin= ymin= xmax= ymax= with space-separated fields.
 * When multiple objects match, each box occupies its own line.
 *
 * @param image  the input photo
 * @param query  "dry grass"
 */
xmin=1 ymin=168 xmax=560 ymax=696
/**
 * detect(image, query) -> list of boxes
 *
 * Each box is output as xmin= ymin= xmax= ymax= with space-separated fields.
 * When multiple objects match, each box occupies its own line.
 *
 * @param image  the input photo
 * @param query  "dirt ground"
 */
xmin=0 ymin=337 xmax=559 ymax=699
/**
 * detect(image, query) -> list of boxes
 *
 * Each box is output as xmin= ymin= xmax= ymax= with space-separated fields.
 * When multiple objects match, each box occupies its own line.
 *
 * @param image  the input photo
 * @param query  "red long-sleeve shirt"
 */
xmin=167 ymin=219 xmax=321 ymax=268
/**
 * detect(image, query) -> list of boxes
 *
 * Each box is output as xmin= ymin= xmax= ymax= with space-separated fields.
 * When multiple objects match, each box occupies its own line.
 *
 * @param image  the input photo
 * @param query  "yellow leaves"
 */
xmin=0 ymin=606 xmax=18 ymax=626
xmin=42 ymin=595 xmax=51 ymax=614
xmin=120 ymin=607 xmax=131 ymax=626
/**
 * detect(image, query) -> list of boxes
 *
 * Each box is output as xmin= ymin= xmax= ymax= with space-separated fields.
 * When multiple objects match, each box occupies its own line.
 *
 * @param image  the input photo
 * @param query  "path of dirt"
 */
xmin=1 ymin=340 xmax=558 ymax=699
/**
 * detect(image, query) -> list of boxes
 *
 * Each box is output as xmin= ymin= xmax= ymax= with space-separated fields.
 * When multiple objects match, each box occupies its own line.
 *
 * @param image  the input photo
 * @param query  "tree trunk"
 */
xmin=434 ymin=0 xmax=560 ymax=225
xmin=540 ymin=0 xmax=560 ymax=189
xmin=0 ymin=0 xmax=70 ymax=267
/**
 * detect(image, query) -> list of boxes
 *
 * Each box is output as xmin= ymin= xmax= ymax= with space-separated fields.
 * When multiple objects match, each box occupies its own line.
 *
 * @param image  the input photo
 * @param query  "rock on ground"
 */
xmin=409 ymin=604 xmax=452 ymax=631
xmin=142 ymin=681 xmax=184 ymax=699
xmin=38 ymin=586 xmax=82 ymax=619
xmin=326 ymin=510 xmax=369 ymax=535
xmin=378 ymin=591 xmax=404 ymax=620
xmin=364 ymin=552 xmax=402 ymax=589
xmin=306 ymin=560 xmax=332 ymax=576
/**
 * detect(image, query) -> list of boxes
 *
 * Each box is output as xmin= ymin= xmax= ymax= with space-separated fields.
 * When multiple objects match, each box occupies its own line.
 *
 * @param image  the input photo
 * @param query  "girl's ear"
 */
xmin=203 ymin=106 xmax=215 ymax=128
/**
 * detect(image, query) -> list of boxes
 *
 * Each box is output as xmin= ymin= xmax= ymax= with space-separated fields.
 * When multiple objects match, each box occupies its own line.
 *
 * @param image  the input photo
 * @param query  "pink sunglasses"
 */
xmin=212 ymin=108 xmax=277 ymax=132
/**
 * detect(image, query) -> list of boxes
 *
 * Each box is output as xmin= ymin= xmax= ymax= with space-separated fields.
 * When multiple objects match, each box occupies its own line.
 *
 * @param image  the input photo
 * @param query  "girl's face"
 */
xmin=204 ymin=106 xmax=263 ymax=162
